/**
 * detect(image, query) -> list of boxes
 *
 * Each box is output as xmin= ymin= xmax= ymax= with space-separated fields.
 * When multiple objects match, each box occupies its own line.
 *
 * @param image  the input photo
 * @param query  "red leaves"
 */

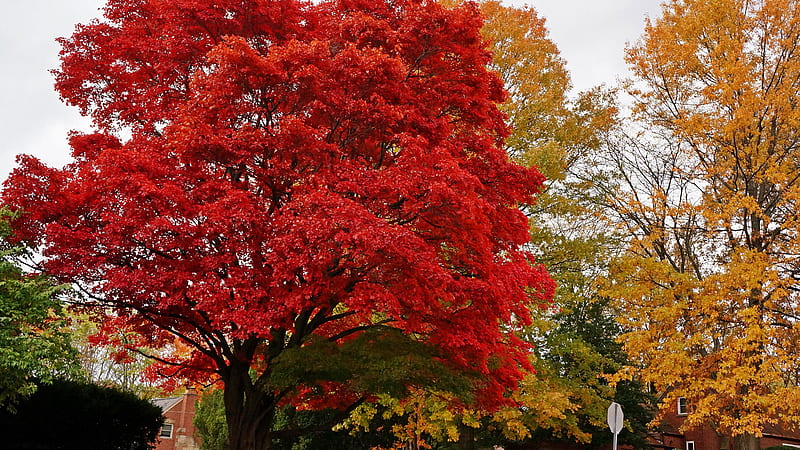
xmin=55 ymin=0 xmax=311 ymax=132
xmin=3 ymin=0 xmax=553 ymax=411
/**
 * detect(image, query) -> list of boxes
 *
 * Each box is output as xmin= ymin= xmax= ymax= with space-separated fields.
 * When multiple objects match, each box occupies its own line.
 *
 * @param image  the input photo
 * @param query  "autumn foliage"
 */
xmin=1 ymin=0 xmax=553 ymax=448
xmin=603 ymin=0 xmax=800 ymax=447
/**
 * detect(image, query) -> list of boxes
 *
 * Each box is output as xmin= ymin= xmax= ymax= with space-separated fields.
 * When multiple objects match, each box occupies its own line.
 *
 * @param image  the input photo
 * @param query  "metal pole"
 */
xmin=608 ymin=401 xmax=623 ymax=450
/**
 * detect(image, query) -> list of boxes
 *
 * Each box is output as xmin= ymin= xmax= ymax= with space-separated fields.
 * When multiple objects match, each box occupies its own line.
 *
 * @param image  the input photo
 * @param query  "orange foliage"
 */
xmin=606 ymin=0 xmax=800 ymax=440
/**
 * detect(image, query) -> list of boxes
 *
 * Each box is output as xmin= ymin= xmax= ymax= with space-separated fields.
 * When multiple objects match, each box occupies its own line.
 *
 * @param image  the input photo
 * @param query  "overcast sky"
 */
xmin=0 ymin=0 xmax=663 ymax=185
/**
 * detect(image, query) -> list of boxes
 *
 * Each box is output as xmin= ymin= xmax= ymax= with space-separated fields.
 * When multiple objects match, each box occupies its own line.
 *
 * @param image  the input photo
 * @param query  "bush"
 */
xmin=0 ymin=379 xmax=163 ymax=449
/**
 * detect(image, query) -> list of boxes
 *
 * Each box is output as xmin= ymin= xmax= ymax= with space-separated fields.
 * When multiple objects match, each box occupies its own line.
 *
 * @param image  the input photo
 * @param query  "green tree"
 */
xmin=0 ymin=207 xmax=78 ymax=406
xmin=526 ymin=297 xmax=655 ymax=449
xmin=195 ymin=388 xmax=229 ymax=450
xmin=478 ymin=1 xmax=655 ymax=448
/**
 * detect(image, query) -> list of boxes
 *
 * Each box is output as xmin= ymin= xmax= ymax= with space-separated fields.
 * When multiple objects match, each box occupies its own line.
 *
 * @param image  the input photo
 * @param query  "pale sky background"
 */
xmin=0 ymin=0 xmax=664 ymax=185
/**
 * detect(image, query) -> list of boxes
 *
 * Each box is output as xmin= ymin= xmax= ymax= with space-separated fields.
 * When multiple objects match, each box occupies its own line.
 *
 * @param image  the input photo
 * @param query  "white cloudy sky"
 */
xmin=0 ymin=0 xmax=663 ymax=185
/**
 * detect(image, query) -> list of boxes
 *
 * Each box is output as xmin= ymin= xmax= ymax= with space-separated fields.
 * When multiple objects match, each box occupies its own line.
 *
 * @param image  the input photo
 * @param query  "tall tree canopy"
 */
xmin=604 ymin=0 xmax=800 ymax=448
xmin=1 ymin=0 xmax=553 ymax=448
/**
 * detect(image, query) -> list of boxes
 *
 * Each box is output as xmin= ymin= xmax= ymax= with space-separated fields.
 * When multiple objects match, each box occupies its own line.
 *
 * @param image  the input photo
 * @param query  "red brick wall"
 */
xmin=657 ymin=406 xmax=800 ymax=449
xmin=154 ymin=392 xmax=201 ymax=450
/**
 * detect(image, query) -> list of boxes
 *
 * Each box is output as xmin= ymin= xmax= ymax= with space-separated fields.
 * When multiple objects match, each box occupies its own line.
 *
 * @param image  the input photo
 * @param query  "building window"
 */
xmin=686 ymin=441 xmax=695 ymax=450
xmin=160 ymin=423 xmax=174 ymax=439
xmin=677 ymin=397 xmax=690 ymax=415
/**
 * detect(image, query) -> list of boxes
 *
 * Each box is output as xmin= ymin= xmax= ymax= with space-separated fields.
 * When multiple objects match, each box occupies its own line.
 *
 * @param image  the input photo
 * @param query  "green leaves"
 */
xmin=0 ymin=207 xmax=79 ymax=407
xmin=269 ymin=327 xmax=473 ymax=401
xmin=194 ymin=389 xmax=229 ymax=450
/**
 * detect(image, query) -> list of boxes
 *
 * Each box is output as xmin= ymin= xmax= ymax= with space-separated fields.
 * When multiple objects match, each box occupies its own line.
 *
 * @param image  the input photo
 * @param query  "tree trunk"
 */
xmin=733 ymin=433 xmax=759 ymax=450
xmin=718 ymin=433 xmax=730 ymax=450
xmin=457 ymin=423 xmax=476 ymax=450
xmin=223 ymin=363 xmax=276 ymax=450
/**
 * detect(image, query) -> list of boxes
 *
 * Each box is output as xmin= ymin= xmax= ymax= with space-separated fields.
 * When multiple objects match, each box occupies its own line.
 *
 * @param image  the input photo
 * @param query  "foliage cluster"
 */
xmin=600 ymin=1 xmax=800 ymax=447
xmin=0 ymin=207 xmax=78 ymax=406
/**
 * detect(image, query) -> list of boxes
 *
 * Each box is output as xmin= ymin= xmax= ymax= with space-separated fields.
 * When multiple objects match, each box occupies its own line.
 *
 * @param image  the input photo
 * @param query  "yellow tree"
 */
xmin=481 ymin=2 xmax=638 ymax=447
xmin=605 ymin=1 xmax=800 ymax=449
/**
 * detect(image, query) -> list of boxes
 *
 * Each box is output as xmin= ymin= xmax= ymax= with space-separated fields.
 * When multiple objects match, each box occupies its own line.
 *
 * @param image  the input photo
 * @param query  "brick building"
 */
xmin=152 ymin=390 xmax=202 ymax=450
xmin=648 ymin=397 xmax=800 ymax=450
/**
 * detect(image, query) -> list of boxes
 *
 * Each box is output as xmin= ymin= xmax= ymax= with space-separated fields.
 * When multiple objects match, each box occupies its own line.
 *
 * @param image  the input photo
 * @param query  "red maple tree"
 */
xmin=3 ymin=0 xmax=553 ymax=448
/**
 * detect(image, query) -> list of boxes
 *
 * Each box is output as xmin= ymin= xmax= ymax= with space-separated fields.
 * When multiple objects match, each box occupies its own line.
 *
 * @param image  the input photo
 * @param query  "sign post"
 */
xmin=607 ymin=402 xmax=623 ymax=450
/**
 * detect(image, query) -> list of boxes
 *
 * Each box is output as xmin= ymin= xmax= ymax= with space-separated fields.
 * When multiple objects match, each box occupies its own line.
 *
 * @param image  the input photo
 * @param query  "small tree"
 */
xmin=195 ymin=388 xmax=229 ymax=450
xmin=0 ymin=207 xmax=78 ymax=407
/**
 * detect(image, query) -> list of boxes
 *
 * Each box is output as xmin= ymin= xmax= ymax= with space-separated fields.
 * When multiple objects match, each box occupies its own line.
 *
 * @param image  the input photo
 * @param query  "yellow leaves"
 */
xmin=701 ymin=191 xmax=763 ymax=228
xmin=607 ymin=251 xmax=800 ymax=435
xmin=341 ymin=390 xmax=464 ymax=447
xmin=339 ymin=365 xmax=597 ymax=447
xmin=491 ymin=366 xmax=599 ymax=444
xmin=452 ymin=0 xmax=617 ymax=180
xmin=384 ymin=393 xmax=461 ymax=447
xmin=603 ymin=256 xmax=695 ymax=313
xmin=523 ymin=141 xmax=568 ymax=182
xmin=618 ymin=0 xmax=800 ymax=435
xmin=629 ymin=0 xmax=800 ymax=172
xmin=604 ymin=239 xmax=800 ymax=434
xmin=490 ymin=408 xmax=530 ymax=441
xmin=630 ymin=0 xmax=800 ymax=176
